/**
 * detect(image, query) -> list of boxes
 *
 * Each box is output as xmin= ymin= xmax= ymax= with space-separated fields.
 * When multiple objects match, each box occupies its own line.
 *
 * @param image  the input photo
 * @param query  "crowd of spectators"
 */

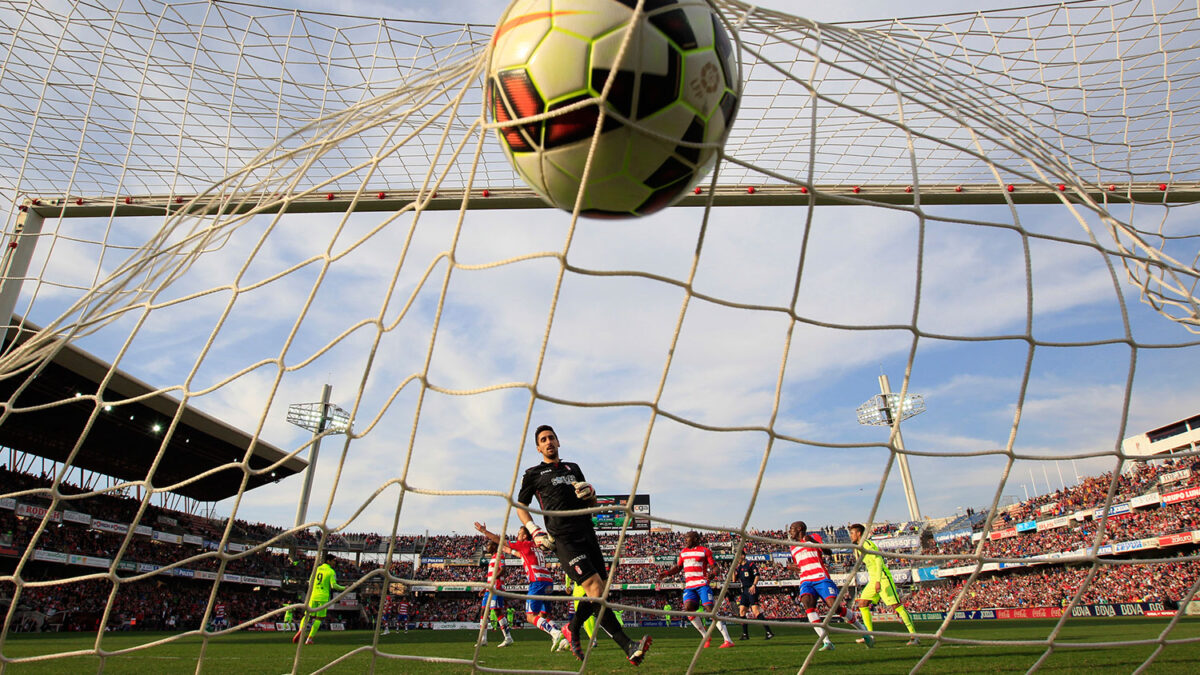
xmin=930 ymin=488 xmax=1199 ymax=568
xmin=991 ymin=457 xmax=1200 ymax=527
xmin=5 ymin=457 xmax=1200 ymax=633
xmin=5 ymin=575 xmax=294 ymax=632
xmin=906 ymin=556 xmax=1200 ymax=611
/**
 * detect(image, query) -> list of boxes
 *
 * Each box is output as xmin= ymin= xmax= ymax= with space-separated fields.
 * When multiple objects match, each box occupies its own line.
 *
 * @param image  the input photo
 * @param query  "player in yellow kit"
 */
xmin=293 ymin=555 xmax=345 ymax=645
xmin=848 ymin=523 xmax=919 ymax=646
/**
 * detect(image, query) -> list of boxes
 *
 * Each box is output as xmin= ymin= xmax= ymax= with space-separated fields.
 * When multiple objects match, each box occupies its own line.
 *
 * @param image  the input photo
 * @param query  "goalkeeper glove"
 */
xmin=573 ymin=481 xmax=595 ymax=501
xmin=524 ymin=520 xmax=554 ymax=550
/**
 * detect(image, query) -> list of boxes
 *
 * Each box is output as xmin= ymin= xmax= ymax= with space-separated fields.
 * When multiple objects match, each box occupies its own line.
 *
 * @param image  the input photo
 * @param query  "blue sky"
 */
xmin=12 ymin=0 xmax=1200 ymax=540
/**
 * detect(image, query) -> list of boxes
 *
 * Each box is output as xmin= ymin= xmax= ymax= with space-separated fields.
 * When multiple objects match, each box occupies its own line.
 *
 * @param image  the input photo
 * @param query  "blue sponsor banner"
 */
xmin=951 ymin=610 xmax=998 ymax=620
xmin=1015 ymin=520 xmax=1037 ymax=532
xmin=934 ymin=528 xmax=971 ymax=543
xmin=1071 ymin=602 xmax=1175 ymax=618
xmin=914 ymin=567 xmax=941 ymax=582
xmin=1113 ymin=539 xmax=1145 ymax=553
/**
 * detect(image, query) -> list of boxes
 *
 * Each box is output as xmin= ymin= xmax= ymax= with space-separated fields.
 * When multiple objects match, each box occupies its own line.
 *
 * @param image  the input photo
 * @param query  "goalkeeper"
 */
xmin=848 ymin=523 xmax=919 ymax=646
xmin=292 ymin=554 xmax=345 ymax=645
xmin=516 ymin=424 xmax=651 ymax=666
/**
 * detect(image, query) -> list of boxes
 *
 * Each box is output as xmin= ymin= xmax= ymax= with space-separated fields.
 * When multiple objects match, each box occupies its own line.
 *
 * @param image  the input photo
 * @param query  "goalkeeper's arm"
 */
xmin=515 ymin=506 xmax=554 ymax=549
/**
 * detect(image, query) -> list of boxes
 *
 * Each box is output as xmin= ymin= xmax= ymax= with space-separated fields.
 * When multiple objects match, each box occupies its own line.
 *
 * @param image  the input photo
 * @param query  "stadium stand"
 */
xmin=5 ymin=451 xmax=1200 ymax=630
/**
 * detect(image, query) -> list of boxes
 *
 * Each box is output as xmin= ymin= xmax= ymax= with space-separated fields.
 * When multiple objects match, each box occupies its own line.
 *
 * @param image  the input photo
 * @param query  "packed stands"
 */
xmin=4 ymin=454 xmax=1199 ymax=631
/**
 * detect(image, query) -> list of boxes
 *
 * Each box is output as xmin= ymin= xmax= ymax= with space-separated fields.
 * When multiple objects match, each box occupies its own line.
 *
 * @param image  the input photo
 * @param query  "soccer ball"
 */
xmin=488 ymin=0 xmax=740 ymax=218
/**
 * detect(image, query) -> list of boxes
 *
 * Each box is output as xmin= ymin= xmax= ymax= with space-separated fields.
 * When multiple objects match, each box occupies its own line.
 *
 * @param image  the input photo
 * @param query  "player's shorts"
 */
xmin=682 ymin=585 xmax=714 ymax=607
xmin=738 ymin=591 xmax=760 ymax=608
xmin=552 ymin=529 xmax=607 ymax=585
xmin=308 ymin=597 xmax=330 ymax=618
xmin=398 ymin=613 xmax=409 ymax=623
xmin=859 ymin=575 xmax=902 ymax=606
xmin=526 ymin=580 xmax=553 ymax=615
xmin=797 ymin=578 xmax=840 ymax=601
xmin=481 ymin=592 xmax=504 ymax=610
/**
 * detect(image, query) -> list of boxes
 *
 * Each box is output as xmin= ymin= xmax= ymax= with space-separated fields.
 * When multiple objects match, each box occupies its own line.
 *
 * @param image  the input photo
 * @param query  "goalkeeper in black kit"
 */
xmin=516 ymin=424 xmax=652 ymax=666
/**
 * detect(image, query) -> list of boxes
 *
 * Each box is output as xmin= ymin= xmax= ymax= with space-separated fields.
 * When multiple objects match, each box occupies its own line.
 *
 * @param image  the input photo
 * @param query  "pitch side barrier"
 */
xmin=909 ymin=602 xmax=1184 ymax=622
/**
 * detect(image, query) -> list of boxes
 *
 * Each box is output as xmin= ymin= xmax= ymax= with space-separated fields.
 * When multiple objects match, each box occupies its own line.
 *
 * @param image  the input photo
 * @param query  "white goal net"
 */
xmin=1 ymin=0 xmax=1198 ymax=672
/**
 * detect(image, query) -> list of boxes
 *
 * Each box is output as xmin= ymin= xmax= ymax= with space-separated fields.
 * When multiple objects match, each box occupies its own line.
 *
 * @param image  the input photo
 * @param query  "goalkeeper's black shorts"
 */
xmin=553 ymin=529 xmax=607 ymax=584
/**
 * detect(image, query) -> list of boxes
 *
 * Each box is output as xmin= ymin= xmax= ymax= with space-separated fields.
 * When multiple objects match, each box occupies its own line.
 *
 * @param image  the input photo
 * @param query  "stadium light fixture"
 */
xmin=287 ymin=384 xmax=351 ymax=529
xmin=857 ymin=374 xmax=925 ymax=521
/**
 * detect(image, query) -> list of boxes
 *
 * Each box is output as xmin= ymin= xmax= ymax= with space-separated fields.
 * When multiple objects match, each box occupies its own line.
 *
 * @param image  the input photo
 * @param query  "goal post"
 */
xmin=1 ymin=0 xmax=1199 ymax=672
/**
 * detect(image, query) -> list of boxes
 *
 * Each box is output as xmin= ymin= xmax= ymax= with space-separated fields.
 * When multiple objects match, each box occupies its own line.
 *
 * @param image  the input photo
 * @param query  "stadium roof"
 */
xmin=0 ymin=319 xmax=305 ymax=501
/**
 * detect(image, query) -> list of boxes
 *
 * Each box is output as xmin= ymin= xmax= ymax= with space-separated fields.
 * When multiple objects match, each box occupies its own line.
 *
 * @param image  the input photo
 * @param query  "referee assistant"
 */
xmin=516 ymin=424 xmax=652 ymax=666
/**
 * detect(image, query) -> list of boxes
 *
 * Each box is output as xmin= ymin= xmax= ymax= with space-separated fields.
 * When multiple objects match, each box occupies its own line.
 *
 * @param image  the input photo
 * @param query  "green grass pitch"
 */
xmin=2 ymin=619 xmax=1197 ymax=673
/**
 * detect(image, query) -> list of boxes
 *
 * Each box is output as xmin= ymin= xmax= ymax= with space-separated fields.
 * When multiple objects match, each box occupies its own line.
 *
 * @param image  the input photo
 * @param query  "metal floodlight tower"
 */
xmin=287 ymin=384 xmax=351 ymax=528
xmin=857 ymin=374 xmax=926 ymax=521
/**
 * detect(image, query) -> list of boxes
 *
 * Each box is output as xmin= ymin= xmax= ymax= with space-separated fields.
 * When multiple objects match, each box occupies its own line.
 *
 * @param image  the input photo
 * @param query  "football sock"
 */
xmin=896 ymin=606 xmax=916 ymax=634
xmin=308 ymin=618 xmax=321 ymax=639
xmin=596 ymin=607 xmax=632 ymax=650
xmin=498 ymin=618 xmax=511 ymax=638
xmin=806 ymin=611 xmax=828 ymax=641
xmin=535 ymin=616 xmax=559 ymax=635
xmin=689 ymin=616 xmax=706 ymax=636
xmin=569 ymin=602 xmax=595 ymax=642
xmin=860 ymin=606 xmax=874 ymax=632
xmin=716 ymin=620 xmax=732 ymax=642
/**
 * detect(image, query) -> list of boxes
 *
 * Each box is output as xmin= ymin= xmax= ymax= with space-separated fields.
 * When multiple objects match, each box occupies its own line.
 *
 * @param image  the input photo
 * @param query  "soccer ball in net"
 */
xmin=487 ymin=0 xmax=740 ymax=218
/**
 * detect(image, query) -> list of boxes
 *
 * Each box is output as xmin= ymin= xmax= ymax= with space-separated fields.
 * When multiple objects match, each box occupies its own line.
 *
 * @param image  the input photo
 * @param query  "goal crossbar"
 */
xmin=19 ymin=182 xmax=1200 ymax=219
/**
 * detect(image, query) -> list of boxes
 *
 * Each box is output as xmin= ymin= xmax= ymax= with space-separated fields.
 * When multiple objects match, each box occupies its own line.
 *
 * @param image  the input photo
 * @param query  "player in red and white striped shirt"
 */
xmin=475 ymin=521 xmax=566 ymax=651
xmin=787 ymin=521 xmax=866 ymax=651
xmin=657 ymin=531 xmax=734 ymax=648
xmin=478 ymin=541 xmax=514 ymax=647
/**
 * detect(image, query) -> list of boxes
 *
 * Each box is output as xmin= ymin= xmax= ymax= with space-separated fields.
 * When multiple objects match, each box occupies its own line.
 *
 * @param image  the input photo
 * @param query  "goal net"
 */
xmin=1 ymin=0 xmax=1198 ymax=671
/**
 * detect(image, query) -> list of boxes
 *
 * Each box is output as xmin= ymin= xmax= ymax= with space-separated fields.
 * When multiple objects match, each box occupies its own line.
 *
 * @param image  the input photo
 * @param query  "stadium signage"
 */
xmin=1162 ymin=486 xmax=1200 ymax=505
xmin=1070 ymin=602 xmax=1175 ymax=618
xmin=914 ymin=567 xmax=941 ymax=581
xmin=1035 ymin=516 xmax=1071 ymax=532
xmin=591 ymin=494 xmax=651 ymax=530
xmin=1130 ymin=492 xmax=1161 ymax=508
xmin=63 ymin=510 xmax=91 ymax=525
xmin=0 ymin=497 xmax=14 ymax=509
xmin=153 ymin=530 xmax=183 ymax=544
xmin=16 ymin=503 xmax=61 ymax=522
xmin=934 ymin=528 xmax=971 ymax=543
xmin=995 ymin=607 xmax=1063 ymax=620
xmin=183 ymin=534 xmax=203 ymax=546
xmin=1156 ymin=532 xmax=1194 ymax=547
xmin=1091 ymin=502 xmax=1130 ymax=518
xmin=31 ymin=549 xmax=68 ymax=563
xmin=875 ymin=535 xmax=919 ymax=550
xmin=914 ymin=602 xmax=1175 ymax=621
xmin=1158 ymin=468 xmax=1191 ymax=485
xmin=1015 ymin=520 xmax=1037 ymax=532
xmin=92 ymin=519 xmax=127 ymax=534
xmin=66 ymin=554 xmax=109 ymax=568
xmin=987 ymin=527 xmax=1018 ymax=541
